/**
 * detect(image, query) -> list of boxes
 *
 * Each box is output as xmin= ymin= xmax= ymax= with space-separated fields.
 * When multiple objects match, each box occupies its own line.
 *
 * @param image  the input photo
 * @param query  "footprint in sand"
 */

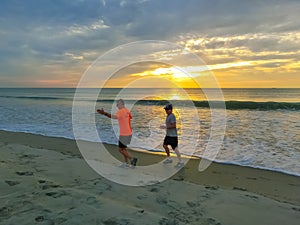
xmin=38 ymin=180 xmax=62 ymax=190
xmin=136 ymin=194 xmax=148 ymax=200
xmin=16 ymin=171 xmax=34 ymax=176
xmin=96 ymin=182 xmax=112 ymax=195
xmin=204 ymin=185 xmax=219 ymax=191
xmin=159 ymin=218 xmax=179 ymax=225
xmin=0 ymin=206 xmax=13 ymax=217
xmin=233 ymin=186 xmax=247 ymax=191
xmin=186 ymin=201 xmax=199 ymax=208
xmin=156 ymin=196 xmax=168 ymax=204
xmin=103 ymin=218 xmax=131 ymax=225
xmin=20 ymin=154 xmax=39 ymax=159
xmin=85 ymin=196 xmax=103 ymax=209
xmin=5 ymin=180 xmax=20 ymax=186
xmin=148 ymin=186 xmax=161 ymax=193
xmin=45 ymin=191 xmax=66 ymax=198
xmin=206 ymin=217 xmax=222 ymax=225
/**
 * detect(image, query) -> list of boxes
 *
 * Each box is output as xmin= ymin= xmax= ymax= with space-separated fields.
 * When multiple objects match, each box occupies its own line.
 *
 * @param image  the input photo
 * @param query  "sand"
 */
xmin=0 ymin=130 xmax=299 ymax=225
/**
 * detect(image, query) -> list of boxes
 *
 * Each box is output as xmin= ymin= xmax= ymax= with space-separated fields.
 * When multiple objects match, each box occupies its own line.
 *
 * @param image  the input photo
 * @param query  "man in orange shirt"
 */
xmin=97 ymin=99 xmax=137 ymax=168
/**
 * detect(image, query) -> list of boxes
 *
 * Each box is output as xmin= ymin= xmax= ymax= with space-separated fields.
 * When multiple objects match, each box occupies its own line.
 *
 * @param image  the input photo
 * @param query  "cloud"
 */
xmin=0 ymin=0 xmax=300 ymax=87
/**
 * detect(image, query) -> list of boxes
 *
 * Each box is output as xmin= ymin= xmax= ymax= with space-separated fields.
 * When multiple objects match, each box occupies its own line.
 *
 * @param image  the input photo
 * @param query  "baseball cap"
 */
xmin=164 ymin=103 xmax=173 ymax=110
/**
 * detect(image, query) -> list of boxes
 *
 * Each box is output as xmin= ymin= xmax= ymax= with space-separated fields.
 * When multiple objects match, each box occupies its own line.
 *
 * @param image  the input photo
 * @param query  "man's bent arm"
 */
xmin=103 ymin=112 xmax=117 ymax=119
xmin=97 ymin=109 xmax=117 ymax=119
xmin=167 ymin=122 xmax=176 ymax=129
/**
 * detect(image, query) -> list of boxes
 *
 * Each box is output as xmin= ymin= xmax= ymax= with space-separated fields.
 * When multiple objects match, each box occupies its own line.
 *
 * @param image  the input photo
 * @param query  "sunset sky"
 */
xmin=0 ymin=0 xmax=300 ymax=88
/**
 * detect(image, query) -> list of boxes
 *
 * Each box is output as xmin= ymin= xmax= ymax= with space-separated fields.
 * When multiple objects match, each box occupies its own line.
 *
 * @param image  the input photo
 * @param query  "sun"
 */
xmin=170 ymin=94 xmax=181 ymax=100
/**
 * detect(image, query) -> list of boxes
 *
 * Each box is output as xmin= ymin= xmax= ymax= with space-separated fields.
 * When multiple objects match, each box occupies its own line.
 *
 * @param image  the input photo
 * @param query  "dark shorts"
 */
xmin=119 ymin=135 xmax=132 ymax=148
xmin=163 ymin=136 xmax=178 ymax=150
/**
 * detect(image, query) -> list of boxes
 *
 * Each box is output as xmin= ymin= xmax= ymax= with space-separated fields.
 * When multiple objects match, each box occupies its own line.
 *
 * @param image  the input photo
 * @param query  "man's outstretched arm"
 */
xmin=97 ymin=108 xmax=118 ymax=119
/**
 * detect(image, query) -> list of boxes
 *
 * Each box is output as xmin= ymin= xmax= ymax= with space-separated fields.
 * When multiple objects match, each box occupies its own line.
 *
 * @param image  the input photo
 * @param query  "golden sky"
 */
xmin=101 ymin=34 xmax=300 ymax=88
xmin=48 ymin=33 xmax=300 ymax=88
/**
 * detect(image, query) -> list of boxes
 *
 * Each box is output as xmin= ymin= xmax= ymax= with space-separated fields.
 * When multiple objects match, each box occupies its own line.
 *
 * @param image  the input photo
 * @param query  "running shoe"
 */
xmin=163 ymin=158 xmax=173 ymax=164
xmin=131 ymin=158 xmax=138 ymax=166
xmin=119 ymin=163 xmax=130 ymax=168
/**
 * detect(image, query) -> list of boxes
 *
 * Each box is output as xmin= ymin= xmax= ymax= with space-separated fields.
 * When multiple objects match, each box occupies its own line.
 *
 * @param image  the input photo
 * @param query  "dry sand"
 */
xmin=0 ymin=130 xmax=299 ymax=225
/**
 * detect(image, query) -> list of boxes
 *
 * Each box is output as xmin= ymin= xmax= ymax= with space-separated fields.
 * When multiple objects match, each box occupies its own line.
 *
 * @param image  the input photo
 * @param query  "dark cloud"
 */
xmin=0 ymin=0 xmax=103 ymax=25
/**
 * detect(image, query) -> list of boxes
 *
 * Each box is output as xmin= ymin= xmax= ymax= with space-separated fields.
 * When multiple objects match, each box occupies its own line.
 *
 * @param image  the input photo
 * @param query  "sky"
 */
xmin=0 ymin=0 xmax=300 ymax=88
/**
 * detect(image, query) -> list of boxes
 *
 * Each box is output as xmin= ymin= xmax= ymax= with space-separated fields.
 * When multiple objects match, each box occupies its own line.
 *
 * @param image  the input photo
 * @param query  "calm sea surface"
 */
xmin=0 ymin=88 xmax=299 ymax=176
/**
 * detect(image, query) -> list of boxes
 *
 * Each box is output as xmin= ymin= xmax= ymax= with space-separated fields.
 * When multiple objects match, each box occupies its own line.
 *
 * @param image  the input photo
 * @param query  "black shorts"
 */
xmin=119 ymin=135 xmax=132 ymax=148
xmin=163 ymin=136 xmax=178 ymax=150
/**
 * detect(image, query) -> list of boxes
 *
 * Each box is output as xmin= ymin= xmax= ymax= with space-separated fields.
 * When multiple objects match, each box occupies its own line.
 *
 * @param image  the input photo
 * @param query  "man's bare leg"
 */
xmin=163 ymin=145 xmax=172 ymax=163
xmin=163 ymin=145 xmax=170 ymax=157
xmin=119 ymin=148 xmax=132 ymax=163
xmin=173 ymin=147 xmax=182 ymax=162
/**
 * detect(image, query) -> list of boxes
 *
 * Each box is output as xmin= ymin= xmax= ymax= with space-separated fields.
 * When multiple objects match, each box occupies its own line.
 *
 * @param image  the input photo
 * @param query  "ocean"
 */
xmin=0 ymin=88 xmax=299 ymax=176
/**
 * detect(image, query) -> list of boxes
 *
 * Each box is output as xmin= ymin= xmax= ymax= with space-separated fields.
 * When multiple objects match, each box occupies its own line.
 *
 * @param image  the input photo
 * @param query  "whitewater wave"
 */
xmin=1 ymin=95 xmax=299 ymax=110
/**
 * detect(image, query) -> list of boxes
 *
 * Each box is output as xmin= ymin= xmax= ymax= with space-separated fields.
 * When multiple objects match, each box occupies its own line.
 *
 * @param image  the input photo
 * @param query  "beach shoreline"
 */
xmin=1 ymin=130 xmax=299 ymax=204
xmin=1 ymin=130 xmax=299 ymax=224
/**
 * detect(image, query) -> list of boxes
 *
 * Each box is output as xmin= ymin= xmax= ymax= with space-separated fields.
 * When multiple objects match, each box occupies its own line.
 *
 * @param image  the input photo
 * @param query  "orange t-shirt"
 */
xmin=116 ymin=108 xmax=132 ymax=136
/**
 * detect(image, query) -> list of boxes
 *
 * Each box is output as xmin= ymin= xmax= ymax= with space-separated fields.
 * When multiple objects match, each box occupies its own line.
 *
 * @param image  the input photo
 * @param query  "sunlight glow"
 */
xmin=83 ymin=32 xmax=300 ymax=88
xmin=131 ymin=61 xmax=256 ymax=80
xmin=170 ymin=94 xmax=181 ymax=100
